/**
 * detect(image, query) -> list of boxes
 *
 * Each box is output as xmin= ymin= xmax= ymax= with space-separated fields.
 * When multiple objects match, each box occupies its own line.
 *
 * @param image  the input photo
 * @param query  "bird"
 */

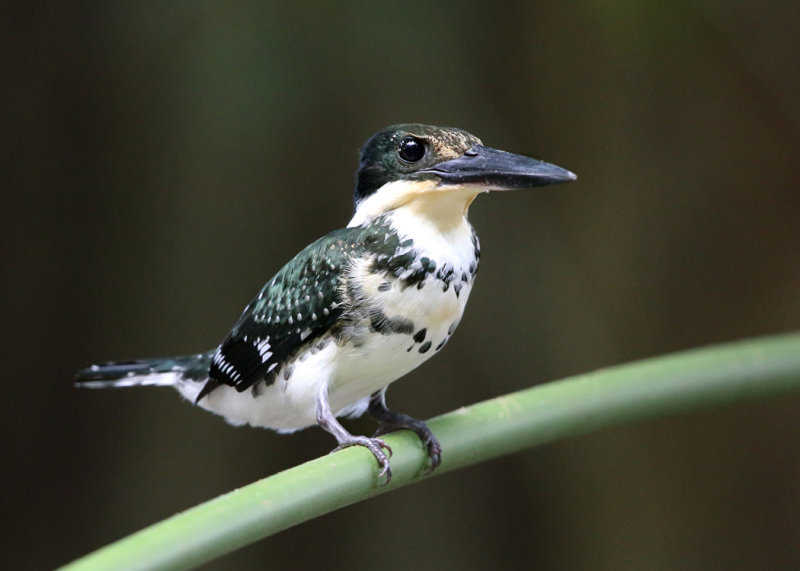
xmin=76 ymin=124 xmax=576 ymax=484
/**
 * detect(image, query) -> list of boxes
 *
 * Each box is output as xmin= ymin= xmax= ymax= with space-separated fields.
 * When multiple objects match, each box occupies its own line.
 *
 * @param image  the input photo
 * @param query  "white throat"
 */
xmin=348 ymin=179 xmax=485 ymax=234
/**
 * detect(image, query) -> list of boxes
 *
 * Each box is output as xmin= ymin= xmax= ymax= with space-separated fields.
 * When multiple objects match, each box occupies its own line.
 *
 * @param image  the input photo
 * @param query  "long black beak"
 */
xmin=420 ymin=144 xmax=576 ymax=190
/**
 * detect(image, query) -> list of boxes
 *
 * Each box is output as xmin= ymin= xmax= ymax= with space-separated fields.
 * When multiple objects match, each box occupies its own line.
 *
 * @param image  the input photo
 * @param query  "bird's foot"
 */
xmin=374 ymin=419 xmax=442 ymax=474
xmin=332 ymin=435 xmax=393 ymax=485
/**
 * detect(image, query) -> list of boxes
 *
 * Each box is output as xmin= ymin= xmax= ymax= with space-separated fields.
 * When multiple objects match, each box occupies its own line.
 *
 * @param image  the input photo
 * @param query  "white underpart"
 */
xmin=176 ymin=179 xmax=484 ymax=432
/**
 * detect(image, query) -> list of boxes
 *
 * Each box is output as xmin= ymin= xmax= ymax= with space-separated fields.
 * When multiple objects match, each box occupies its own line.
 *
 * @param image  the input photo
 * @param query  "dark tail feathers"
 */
xmin=75 ymin=352 xmax=213 ymax=389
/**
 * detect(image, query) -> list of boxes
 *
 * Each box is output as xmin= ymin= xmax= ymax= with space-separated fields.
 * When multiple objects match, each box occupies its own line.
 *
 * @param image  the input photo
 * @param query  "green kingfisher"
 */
xmin=76 ymin=124 xmax=575 ymax=483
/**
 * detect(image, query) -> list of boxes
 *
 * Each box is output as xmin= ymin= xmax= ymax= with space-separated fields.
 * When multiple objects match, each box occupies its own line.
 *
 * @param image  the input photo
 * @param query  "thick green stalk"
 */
xmin=62 ymin=332 xmax=800 ymax=571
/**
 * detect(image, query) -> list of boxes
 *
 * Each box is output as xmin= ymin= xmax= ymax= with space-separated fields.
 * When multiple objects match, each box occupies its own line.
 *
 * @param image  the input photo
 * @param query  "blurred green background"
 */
xmin=3 ymin=3 xmax=800 ymax=569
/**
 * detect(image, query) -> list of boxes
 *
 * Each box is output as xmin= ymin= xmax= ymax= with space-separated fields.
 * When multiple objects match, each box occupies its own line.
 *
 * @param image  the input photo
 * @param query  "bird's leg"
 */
xmin=368 ymin=390 xmax=442 ymax=473
xmin=316 ymin=386 xmax=393 ymax=485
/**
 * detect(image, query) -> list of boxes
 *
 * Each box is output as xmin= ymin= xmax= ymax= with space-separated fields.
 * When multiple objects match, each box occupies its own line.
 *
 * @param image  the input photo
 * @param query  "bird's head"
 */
xmin=350 ymin=124 xmax=576 ymax=226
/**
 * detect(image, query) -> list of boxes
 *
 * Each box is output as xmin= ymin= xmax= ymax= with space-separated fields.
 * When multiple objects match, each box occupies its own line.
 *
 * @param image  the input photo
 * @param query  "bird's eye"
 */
xmin=398 ymin=136 xmax=426 ymax=163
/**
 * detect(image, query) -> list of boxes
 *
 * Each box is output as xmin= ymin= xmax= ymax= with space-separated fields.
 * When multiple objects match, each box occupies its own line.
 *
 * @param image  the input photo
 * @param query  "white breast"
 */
xmin=327 ymin=260 xmax=473 ymax=412
xmin=327 ymin=207 xmax=478 ymax=419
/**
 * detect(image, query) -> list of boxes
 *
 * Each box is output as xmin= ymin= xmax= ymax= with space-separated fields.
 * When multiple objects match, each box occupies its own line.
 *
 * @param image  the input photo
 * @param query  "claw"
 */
xmin=331 ymin=435 xmax=394 ymax=485
xmin=421 ymin=434 xmax=443 ymax=474
xmin=317 ymin=387 xmax=395 ymax=485
xmin=368 ymin=394 xmax=442 ymax=475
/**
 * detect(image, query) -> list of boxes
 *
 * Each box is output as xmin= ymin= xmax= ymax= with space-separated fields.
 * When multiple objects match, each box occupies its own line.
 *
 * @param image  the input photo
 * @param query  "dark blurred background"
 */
xmin=3 ymin=3 xmax=800 ymax=569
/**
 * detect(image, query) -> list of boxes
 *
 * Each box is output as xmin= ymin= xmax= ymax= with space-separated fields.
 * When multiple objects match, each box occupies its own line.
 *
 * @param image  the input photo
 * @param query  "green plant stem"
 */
xmin=61 ymin=331 xmax=800 ymax=571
